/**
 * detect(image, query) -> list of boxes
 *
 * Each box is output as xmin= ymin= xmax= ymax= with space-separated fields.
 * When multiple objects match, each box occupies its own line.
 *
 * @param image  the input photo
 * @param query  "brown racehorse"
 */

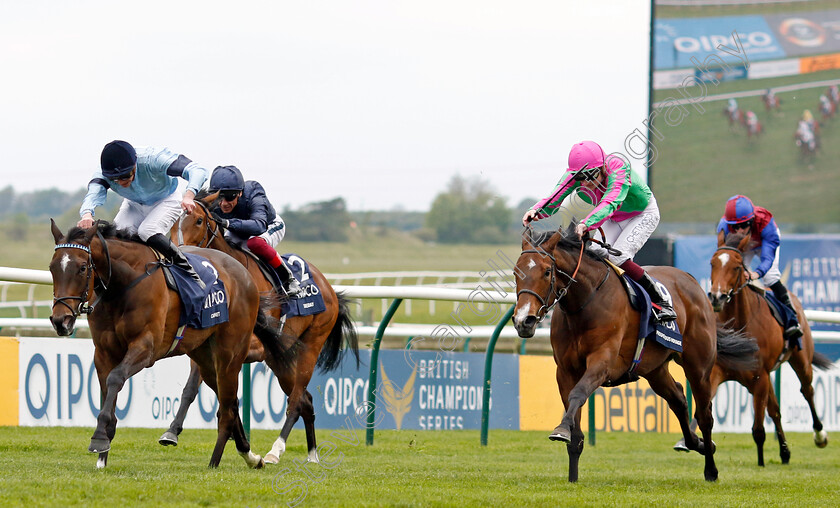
xmin=512 ymin=225 xmax=759 ymax=482
xmin=702 ymin=230 xmax=831 ymax=465
xmin=49 ymin=220 xmax=292 ymax=469
xmin=164 ymin=191 xmax=359 ymax=464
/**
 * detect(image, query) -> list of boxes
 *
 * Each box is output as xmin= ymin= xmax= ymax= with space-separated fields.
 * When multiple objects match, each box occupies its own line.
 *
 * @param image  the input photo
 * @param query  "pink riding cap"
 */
xmin=567 ymin=140 xmax=607 ymax=172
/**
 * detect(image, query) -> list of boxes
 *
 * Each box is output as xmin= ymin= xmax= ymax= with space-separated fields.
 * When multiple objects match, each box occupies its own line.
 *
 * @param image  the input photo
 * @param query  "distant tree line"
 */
xmin=5 ymin=176 xmax=530 ymax=244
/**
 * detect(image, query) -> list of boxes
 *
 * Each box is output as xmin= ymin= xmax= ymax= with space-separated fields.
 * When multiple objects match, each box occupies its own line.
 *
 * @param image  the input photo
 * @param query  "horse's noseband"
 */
xmin=515 ymin=250 xmax=575 ymax=323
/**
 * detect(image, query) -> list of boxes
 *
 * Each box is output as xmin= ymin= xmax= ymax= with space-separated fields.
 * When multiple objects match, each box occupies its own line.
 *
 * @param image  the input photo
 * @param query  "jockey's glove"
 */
xmin=210 ymin=212 xmax=230 ymax=229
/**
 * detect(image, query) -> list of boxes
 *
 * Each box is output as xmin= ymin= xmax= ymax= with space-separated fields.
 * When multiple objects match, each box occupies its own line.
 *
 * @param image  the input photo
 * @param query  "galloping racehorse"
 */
xmin=165 ymin=191 xmax=359 ymax=464
xmin=513 ymin=225 xmax=758 ymax=482
xmin=704 ymin=230 xmax=831 ymax=465
xmin=49 ymin=220 xmax=291 ymax=469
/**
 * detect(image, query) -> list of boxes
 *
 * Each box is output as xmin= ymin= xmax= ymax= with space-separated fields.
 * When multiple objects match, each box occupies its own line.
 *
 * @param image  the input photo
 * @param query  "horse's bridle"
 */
xmin=52 ymin=229 xmax=163 ymax=317
xmin=710 ymin=245 xmax=751 ymax=303
xmin=177 ymin=200 xmax=222 ymax=248
xmin=52 ymin=231 xmax=112 ymax=317
xmin=516 ymin=236 xmax=616 ymax=322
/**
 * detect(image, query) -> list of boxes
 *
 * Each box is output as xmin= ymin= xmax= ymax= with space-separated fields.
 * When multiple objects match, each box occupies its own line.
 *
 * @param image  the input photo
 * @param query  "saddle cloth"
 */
xmin=168 ymin=253 xmax=230 ymax=329
xmin=622 ymin=275 xmax=683 ymax=353
xmin=280 ymin=254 xmax=326 ymax=317
xmin=747 ymin=285 xmax=803 ymax=349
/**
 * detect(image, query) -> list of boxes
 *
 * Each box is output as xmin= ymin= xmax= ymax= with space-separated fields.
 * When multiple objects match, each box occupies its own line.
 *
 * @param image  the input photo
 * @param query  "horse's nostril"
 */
xmin=524 ymin=315 xmax=537 ymax=327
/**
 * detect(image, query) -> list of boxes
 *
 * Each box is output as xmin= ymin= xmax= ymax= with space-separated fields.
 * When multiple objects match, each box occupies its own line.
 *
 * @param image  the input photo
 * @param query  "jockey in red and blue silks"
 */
xmin=716 ymin=194 xmax=803 ymax=341
xmin=522 ymin=140 xmax=676 ymax=322
xmin=208 ymin=165 xmax=301 ymax=296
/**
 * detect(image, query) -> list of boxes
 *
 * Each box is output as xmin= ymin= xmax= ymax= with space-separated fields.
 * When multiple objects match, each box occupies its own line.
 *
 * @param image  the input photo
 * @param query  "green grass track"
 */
xmin=0 ymin=427 xmax=837 ymax=507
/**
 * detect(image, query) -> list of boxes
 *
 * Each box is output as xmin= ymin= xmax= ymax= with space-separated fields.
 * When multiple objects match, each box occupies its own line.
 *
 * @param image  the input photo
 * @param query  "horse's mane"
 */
xmin=724 ymin=230 xmax=749 ymax=250
xmin=526 ymin=221 xmax=607 ymax=262
xmin=64 ymin=221 xmax=142 ymax=244
xmin=195 ymin=189 xmax=220 ymax=209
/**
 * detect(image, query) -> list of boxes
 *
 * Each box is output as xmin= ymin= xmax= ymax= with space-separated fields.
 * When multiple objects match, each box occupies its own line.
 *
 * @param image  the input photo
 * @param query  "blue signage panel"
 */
xmin=674 ymin=235 xmax=840 ymax=332
xmin=262 ymin=349 xmax=520 ymax=431
xmin=655 ymin=16 xmax=786 ymax=69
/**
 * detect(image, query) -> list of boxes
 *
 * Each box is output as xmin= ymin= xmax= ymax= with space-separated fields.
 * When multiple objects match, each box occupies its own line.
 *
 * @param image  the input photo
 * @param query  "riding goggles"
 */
xmin=219 ymin=190 xmax=240 ymax=202
xmin=573 ymin=166 xmax=601 ymax=182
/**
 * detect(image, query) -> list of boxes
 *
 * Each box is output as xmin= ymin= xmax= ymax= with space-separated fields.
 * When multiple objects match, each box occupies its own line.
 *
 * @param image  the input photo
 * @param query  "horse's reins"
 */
xmin=712 ymin=245 xmax=751 ymax=302
xmin=516 ymin=234 xmax=617 ymax=321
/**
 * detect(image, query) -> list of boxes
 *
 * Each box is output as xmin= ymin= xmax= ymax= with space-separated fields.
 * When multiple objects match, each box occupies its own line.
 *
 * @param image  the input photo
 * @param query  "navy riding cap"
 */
xmin=100 ymin=140 xmax=137 ymax=179
xmin=209 ymin=165 xmax=245 ymax=191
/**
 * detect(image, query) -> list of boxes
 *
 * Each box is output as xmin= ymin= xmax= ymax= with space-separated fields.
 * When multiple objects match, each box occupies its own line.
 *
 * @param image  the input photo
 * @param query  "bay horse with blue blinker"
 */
xmin=164 ymin=190 xmax=359 ymax=464
xmin=701 ymin=229 xmax=832 ymax=465
xmin=513 ymin=224 xmax=759 ymax=482
xmin=49 ymin=219 xmax=293 ymax=469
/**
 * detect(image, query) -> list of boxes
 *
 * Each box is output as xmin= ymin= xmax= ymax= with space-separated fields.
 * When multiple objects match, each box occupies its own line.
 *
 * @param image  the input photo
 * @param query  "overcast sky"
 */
xmin=1 ymin=1 xmax=650 ymax=212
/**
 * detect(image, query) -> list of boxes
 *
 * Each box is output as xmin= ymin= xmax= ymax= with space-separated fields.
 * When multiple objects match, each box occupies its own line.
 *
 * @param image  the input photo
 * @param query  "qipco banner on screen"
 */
xmin=18 ymin=338 xmax=520 ymax=431
xmin=674 ymin=235 xmax=840 ymax=332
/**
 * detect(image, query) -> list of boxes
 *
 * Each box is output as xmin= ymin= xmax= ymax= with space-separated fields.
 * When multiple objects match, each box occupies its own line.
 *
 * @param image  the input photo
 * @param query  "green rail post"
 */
xmin=463 ymin=337 xmax=471 ymax=352
xmin=686 ymin=380 xmax=693 ymax=421
xmin=588 ymin=395 xmax=596 ymax=446
xmin=366 ymin=298 xmax=403 ymax=446
xmin=519 ymin=338 xmax=527 ymax=355
xmin=480 ymin=305 xmax=515 ymax=446
xmin=242 ymin=363 xmax=251 ymax=441
xmin=774 ymin=368 xmax=781 ymax=405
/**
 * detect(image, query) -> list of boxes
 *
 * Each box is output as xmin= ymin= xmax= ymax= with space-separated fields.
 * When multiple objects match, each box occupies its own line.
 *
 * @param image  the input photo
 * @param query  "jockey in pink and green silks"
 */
xmin=521 ymin=140 xmax=676 ymax=322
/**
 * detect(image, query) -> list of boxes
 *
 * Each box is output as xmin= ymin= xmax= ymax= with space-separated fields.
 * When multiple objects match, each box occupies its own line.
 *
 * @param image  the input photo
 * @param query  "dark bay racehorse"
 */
xmin=49 ymin=220 xmax=292 ymax=469
xmin=513 ymin=225 xmax=759 ymax=482
xmin=703 ymin=230 xmax=831 ymax=465
xmin=165 ymin=191 xmax=359 ymax=464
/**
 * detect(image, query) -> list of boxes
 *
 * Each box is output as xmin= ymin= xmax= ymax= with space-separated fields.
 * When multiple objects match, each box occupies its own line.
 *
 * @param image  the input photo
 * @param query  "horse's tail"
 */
xmin=252 ymin=296 xmax=299 ymax=370
xmin=715 ymin=324 xmax=760 ymax=372
xmin=812 ymin=350 xmax=834 ymax=371
xmin=316 ymin=292 xmax=360 ymax=372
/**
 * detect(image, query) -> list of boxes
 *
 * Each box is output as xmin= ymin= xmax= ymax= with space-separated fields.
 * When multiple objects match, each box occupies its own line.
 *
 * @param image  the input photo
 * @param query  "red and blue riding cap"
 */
xmin=723 ymin=194 xmax=755 ymax=224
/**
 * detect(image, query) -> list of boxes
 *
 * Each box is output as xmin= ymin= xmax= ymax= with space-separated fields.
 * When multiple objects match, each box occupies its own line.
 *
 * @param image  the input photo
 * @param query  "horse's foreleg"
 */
xmin=684 ymin=372 xmax=718 ymax=482
xmin=566 ymin=409 xmax=585 ymax=483
xmin=766 ymin=387 xmax=790 ymax=464
xmin=550 ymin=356 xmax=609 ymax=443
xmin=90 ymin=342 xmax=152 ymax=467
xmin=750 ymin=375 xmax=770 ymax=467
xmin=159 ymin=360 xmax=203 ymax=446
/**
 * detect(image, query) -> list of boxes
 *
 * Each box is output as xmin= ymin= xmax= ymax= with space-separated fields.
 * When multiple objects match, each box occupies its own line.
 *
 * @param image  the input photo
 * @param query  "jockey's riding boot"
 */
xmin=638 ymin=272 xmax=677 ymax=322
xmin=146 ymin=233 xmax=206 ymax=291
xmin=275 ymin=262 xmax=302 ymax=296
xmin=770 ymin=281 xmax=804 ymax=342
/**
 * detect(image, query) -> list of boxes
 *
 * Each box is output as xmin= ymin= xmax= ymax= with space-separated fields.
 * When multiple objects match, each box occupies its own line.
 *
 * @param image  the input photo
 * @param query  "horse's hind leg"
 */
xmin=159 ymin=360 xmax=203 ymax=446
xmin=300 ymin=391 xmax=319 ymax=463
xmin=646 ymin=364 xmax=717 ymax=481
xmin=789 ymin=350 xmax=828 ymax=447
xmin=766 ymin=387 xmax=790 ymax=464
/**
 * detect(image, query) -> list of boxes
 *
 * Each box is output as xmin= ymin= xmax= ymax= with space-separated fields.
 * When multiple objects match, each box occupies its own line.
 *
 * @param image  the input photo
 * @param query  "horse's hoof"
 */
xmin=158 ymin=431 xmax=179 ymax=446
xmin=264 ymin=453 xmax=280 ymax=464
xmin=673 ymin=439 xmax=690 ymax=452
xmin=705 ymin=469 xmax=719 ymax=482
xmin=814 ymin=430 xmax=828 ymax=448
xmin=254 ymin=458 xmax=265 ymax=469
xmin=89 ymin=438 xmax=111 ymax=454
xmin=548 ymin=426 xmax=571 ymax=442
xmin=95 ymin=452 xmax=108 ymax=469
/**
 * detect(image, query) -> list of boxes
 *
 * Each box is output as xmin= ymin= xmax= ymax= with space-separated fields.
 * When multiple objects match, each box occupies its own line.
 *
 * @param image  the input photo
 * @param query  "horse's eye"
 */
xmin=544 ymin=268 xmax=552 ymax=278
xmin=197 ymin=218 xmax=203 ymax=225
xmin=80 ymin=265 xmax=87 ymax=273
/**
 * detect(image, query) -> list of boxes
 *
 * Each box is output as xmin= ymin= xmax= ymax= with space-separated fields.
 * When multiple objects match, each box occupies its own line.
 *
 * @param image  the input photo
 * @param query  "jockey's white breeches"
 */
xmin=588 ymin=196 xmax=661 ymax=265
xmin=114 ymin=190 xmax=183 ymax=242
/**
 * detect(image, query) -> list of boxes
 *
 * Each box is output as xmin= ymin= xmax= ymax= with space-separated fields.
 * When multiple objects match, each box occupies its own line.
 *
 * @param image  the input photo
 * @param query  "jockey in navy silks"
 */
xmin=716 ymin=194 xmax=803 ymax=341
xmin=78 ymin=140 xmax=209 ymax=289
xmin=208 ymin=165 xmax=301 ymax=296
